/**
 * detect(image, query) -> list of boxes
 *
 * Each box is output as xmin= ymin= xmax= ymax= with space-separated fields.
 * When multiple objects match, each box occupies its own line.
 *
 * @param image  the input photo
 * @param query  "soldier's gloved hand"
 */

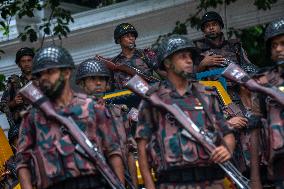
xmin=227 ymin=116 xmax=248 ymax=129
xmin=211 ymin=146 xmax=232 ymax=163
xmin=200 ymin=54 xmax=225 ymax=67
xmin=14 ymin=94 xmax=24 ymax=105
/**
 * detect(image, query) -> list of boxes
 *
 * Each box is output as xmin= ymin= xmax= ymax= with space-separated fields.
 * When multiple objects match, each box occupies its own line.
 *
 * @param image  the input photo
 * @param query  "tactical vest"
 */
xmin=146 ymin=82 xmax=222 ymax=172
xmin=26 ymin=93 xmax=102 ymax=189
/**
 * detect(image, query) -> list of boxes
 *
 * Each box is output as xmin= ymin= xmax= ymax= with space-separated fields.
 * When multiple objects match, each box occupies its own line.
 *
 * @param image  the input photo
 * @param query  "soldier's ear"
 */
xmin=163 ymin=58 xmax=171 ymax=70
xmin=62 ymin=68 xmax=72 ymax=79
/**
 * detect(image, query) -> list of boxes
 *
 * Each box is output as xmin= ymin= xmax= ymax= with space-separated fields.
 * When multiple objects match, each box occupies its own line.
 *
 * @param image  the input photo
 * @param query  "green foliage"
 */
xmin=228 ymin=25 xmax=269 ymax=67
xmin=0 ymin=0 xmax=74 ymax=43
xmin=0 ymin=74 xmax=6 ymax=91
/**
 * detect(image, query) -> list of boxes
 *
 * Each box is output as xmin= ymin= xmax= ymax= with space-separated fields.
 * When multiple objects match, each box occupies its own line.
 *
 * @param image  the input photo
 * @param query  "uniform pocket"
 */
xmin=178 ymin=133 xmax=199 ymax=163
xmin=55 ymin=135 xmax=95 ymax=172
xmin=164 ymin=135 xmax=182 ymax=163
xmin=42 ymin=146 xmax=63 ymax=178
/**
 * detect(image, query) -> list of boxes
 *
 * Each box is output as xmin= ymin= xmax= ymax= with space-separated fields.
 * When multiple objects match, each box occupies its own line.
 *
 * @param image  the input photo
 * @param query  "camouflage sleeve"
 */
xmin=135 ymin=100 xmax=154 ymax=141
xmin=210 ymin=93 xmax=233 ymax=136
xmin=16 ymin=112 xmax=35 ymax=171
xmin=95 ymin=105 xmax=122 ymax=158
xmin=0 ymin=87 xmax=10 ymax=113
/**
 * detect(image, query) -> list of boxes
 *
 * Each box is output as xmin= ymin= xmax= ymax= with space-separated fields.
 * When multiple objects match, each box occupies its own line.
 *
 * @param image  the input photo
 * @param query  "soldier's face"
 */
xmin=119 ymin=33 xmax=136 ymax=49
xmin=203 ymin=21 xmax=221 ymax=38
xmin=168 ymin=50 xmax=194 ymax=77
xmin=271 ymin=35 xmax=284 ymax=62
xmin=18 ymin=55 xmax=33 ymax=74
xmin=38 ymin=68 xmax=69 ymax=99
xmin=83 ymin=76 xmax=108 ymax=95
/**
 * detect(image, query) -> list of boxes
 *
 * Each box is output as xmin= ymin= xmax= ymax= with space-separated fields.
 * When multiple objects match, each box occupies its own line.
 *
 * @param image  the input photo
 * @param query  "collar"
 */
xmin=163 ymin=79 xmax=193 ymax=98
xmin=204 ymin=32 xmax=226 ymax=49
xmin=117 ymin=49 xmax=140 ymax=60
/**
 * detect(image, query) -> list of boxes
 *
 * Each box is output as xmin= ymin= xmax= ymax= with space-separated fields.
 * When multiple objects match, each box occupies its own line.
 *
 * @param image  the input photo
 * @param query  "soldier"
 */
xmin=195 ymin=11 xmax=258 ymax=74
xmin=16 ymin=46 xmax=125 ymax=189
xmin=253 ymin=18 xmax=284 ymax=189
xmin=112 ymin=23 xmax=158 ymax=90
xmin=136 ymin=35 xmax=235 ymax=189
xmin=75 ymin=58 xmax=138 ymax=187
xmin=195 ymin=11 xmax=263 ymax=181
xmin=0 ymin=47 xmax=34 ymax=142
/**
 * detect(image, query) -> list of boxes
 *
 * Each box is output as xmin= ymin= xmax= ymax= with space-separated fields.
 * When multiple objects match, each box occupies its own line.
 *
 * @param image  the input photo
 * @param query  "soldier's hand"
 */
xmin=200 ymin=54 xmax=225 ymax=67
xmin=14 ymin=94 xmax=23 ymax=105
xmin=227 ymin=116 xmax=248 ymax=129
xmin=211 ymin=146 xmax=232 ymax=163
xmin=254 ymin=75 xmax=269 ymax=85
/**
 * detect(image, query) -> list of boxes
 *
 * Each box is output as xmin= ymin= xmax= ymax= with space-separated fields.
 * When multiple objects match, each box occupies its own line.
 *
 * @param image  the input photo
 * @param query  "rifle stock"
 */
xmin=96 ymin=55 xmax=160 ymax=82
xmin=125 ymin=75 xmax=250 ymax=189
xmin=222 ymin=63 xmax=284 ymax=106
xmin=19 ymin=82 xmax=126 ymax=189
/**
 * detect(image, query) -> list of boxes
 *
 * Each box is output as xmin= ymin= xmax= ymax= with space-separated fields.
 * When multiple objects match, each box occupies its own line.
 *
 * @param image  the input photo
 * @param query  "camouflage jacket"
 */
xmin=0 ymin=155 xmax=18 ymax=189
xmin=195 ymin=34 xmax=258 ymax=103
xmin=95 ymin=97 xmax=137 ymax=155
xmin=111 ymin=48 xmax=157 ymax=90
xmin=16 ymin=92 xmax=122 ymax=189
xmin=135 ymin=80 xmax=232 ymax=172
xmin=251 ymin=68 xmax=284 ymax=179
xmin=0 ymin=74 xmax=30 ymax=126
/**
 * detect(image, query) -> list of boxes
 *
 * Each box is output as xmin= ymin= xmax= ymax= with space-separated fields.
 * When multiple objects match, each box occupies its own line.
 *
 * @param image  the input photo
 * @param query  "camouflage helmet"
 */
xmin=201 ymin=11 xmax=224 ymax=31
xmin=32 ymin=46 xmax=75 ymax=74
xmin=15 ymin=47 xmax=34 ymax=64
xmin=157 ymin=35 xmax=199 ymax=70
xmin=114 ymin=23 xmax=138 ymax=44
xmin=75 ymin=58 xmax=111 ymax=84
xmin=265 ymin=18 xmax=284 ymax=43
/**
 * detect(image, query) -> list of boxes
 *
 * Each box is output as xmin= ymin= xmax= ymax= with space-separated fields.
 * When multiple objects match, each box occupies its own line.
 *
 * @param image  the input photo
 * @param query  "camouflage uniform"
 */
xmin=251 ymin=18 xmax=284 ymax=189
xmin=95 ymin=97 xmax=137 ymax=162
xmin=0 ymin=155 xmax=18 ymax=189
xmin=195 ymin=12 xmax=259 ymax=173
xmin=0 ymin=74 xmax=30 ymax=130
xmin=112 ymin=48 xmax=157 ymax=90
xmin=16 ymin=92 xmax=122 ymax=189
xmin=136 ymin=80 xmax=232 ymax=189
xmin=75 ymin=58 xmax=138 ymax=187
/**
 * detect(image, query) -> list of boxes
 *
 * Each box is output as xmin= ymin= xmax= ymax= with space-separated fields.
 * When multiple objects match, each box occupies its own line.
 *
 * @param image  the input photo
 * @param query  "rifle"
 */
xmin=124 ymin=75 xmax=251 ymax=189
xmin=96 ymin=55 xmax=160 ymax=82
xmin=222 ymin=63 xmax=284 ymax=106
xmin=19 ymin=82 xmax=126 ymax=189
